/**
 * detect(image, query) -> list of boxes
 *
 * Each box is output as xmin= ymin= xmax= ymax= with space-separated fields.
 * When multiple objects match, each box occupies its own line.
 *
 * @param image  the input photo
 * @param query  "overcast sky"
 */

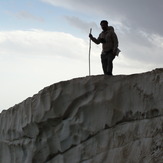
xmin=0 ymin=0 xmax=163 ymax=112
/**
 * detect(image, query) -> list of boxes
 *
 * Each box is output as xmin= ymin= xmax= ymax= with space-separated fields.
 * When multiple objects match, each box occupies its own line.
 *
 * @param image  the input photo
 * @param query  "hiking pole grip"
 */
xmin=89 ymin=28 xmax=92 ymax=76
xmin=90 ymin=28 xmax=92 ymax=35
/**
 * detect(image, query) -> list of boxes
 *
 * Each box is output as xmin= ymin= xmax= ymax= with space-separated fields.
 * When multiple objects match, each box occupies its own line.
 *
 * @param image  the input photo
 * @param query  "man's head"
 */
xmin=100 ymin=20 xmax=108 ymax=31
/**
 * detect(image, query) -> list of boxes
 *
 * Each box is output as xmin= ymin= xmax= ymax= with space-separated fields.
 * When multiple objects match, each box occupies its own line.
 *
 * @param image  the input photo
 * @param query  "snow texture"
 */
xmin=0 ymin=69 xmax=163 ymax=163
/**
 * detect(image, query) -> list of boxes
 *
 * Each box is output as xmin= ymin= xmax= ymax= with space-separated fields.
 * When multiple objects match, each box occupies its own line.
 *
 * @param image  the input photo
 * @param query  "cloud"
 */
xmin=41 ymin=0 xmax=163 ymax=36
xmin=0 ymin=29 xmax=88 ymax=59
xmin=15 ymin=11 xmax=44 ymax=22
xmin=64 ymin=16 xmax=99 ymax=34
xmin=0 ymin=28 xmax=162 ymax=80
xmin=5 ymin=10 xmax=44 ymax=22
xmin=119 ymin=30 xmax=163 ymax=66
xmin=61 ymin=14 xmax=163 ymax=68
xmin=40 ymin=0 xmax=163 ymax=70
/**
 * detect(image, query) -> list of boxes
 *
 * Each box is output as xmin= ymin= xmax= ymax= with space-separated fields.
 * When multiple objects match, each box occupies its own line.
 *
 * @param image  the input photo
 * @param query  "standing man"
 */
xmin=89 ymin=20 xmax=119 ymax=75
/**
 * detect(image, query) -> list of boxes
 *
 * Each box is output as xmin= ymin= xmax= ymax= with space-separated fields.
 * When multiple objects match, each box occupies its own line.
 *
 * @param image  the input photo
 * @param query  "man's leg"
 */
xmin=107 ymin=54 xmax=115 ymax=75
xmin=101 ymin=58 xmax=108 ymax=75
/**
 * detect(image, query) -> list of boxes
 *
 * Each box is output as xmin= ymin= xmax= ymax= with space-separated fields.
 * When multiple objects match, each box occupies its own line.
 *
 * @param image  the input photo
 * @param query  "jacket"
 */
xmin=91 ymin=26 xmax=119 ymax=53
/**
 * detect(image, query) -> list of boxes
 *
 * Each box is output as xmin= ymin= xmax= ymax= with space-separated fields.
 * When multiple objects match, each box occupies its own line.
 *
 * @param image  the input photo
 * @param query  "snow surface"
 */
xmin=0 ymin=69 xmax=163 ymax=163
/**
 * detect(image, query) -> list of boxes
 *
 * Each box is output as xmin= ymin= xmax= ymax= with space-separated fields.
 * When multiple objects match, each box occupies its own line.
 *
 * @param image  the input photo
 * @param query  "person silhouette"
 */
xmin=89 ymin=20 xmax=120 ymax=75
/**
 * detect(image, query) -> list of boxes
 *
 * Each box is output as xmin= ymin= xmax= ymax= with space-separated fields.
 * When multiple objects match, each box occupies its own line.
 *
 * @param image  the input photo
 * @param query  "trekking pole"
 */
xmin=89 ymin=28 xmax=92 ymax=76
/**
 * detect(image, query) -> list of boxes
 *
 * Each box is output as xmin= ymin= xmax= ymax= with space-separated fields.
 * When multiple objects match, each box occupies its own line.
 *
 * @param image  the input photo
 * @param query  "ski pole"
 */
xmin=89 ymin=28 xmax=92 ymax=76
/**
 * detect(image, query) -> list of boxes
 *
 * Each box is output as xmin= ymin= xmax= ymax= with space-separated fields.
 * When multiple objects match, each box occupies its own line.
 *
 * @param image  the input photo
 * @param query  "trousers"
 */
xmin=101 ymin=51 xmax=115 ymax=75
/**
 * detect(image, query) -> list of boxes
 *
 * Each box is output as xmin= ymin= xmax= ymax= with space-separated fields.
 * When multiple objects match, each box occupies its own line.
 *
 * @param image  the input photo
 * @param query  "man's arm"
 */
xmin=89 ymin=34 xmax=101 ymax=44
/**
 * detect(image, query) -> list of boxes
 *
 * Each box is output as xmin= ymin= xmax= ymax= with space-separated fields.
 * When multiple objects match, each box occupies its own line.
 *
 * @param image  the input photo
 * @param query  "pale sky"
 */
xmin=0 ymin=0 xmax=163 ymax=112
